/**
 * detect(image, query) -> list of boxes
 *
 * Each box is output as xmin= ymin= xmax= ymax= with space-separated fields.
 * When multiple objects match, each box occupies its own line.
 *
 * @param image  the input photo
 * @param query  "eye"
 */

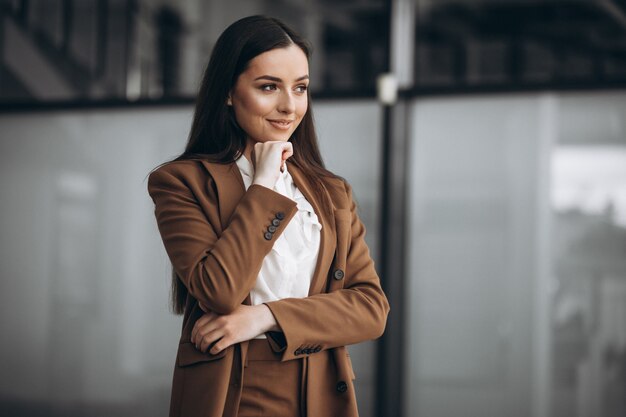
xmin=260 ymin=84 xmax=277 ymax=91
xmin=295 ymin=84 xmax=308 ymax=93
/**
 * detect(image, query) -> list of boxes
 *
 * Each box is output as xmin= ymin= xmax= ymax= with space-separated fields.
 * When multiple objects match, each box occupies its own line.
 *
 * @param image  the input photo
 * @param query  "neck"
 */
xmin=243 ymin=139 xmax=254 ymax=165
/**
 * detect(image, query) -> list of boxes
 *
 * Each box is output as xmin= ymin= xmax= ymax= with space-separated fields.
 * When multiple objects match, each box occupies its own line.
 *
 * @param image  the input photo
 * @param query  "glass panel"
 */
xmin=0 ymin=99 xmax=382 ymax=417
xmin=406 ymin=94 xmax=544 ymax=417
xmin=550 ymin=93 xmax=626 ymax=417
xmin=406 ymin=91 xmax=626 ymax=417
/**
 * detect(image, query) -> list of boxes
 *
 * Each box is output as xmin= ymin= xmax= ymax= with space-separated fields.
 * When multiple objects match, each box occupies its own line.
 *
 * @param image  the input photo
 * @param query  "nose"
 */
xmin=277 ymin=90 xmax=296 ymax=114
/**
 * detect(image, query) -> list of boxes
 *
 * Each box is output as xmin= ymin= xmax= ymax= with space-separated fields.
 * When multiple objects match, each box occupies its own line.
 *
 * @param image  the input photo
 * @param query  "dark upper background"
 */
xmin=2 ymin=0 xmax=626 ymax=107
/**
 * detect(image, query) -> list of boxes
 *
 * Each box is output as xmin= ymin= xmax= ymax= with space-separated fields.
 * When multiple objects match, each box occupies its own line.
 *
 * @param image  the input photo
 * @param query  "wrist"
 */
xmin=252 ymin=176 xmax=275 ymax=189
xmin=258 ymin=303 xmax=280 ymax=333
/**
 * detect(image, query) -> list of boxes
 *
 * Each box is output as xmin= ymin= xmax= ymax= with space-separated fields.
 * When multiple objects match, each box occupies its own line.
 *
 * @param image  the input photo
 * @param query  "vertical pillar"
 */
xmin=375 ymin=1 xmax=415 ymax=417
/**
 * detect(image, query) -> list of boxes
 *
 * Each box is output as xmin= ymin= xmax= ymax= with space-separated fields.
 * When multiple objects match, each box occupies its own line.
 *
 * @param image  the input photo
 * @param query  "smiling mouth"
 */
xmin=268 ymin=119 xmax=294 ymax=130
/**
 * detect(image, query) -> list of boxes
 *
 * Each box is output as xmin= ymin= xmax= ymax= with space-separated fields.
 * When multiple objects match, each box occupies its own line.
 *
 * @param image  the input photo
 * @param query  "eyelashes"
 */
xmin=259 ymin=84 xmax=308 ymax=93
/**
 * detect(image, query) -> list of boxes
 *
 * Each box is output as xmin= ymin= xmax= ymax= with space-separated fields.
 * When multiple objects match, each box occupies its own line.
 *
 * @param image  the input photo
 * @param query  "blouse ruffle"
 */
xmin=233 ymin=155 xmax=322 ymax=309
xmin=270 ymin=165 xmax=322 ymax=260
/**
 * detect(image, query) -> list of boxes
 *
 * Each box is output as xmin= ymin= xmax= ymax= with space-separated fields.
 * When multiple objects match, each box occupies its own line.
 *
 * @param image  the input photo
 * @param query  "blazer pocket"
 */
xmin=177 ymin=342 xmax=228 ymax=367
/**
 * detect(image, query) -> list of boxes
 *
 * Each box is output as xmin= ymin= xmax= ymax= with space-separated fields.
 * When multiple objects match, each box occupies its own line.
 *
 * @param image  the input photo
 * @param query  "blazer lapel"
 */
xmin=198 ymin=159 xmax=246 ymax=229
xmin=288 ymin=163 xmax=337 ymax=296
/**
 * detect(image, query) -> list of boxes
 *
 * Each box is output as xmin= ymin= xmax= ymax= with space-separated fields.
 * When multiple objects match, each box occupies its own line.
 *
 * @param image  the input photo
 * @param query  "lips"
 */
xmin=268 ymin=119 xmax=294 ymax=130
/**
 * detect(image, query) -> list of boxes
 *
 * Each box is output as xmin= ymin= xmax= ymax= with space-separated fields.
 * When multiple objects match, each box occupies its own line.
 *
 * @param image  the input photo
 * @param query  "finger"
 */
xmin=191 ymin=325 xmax=203 ymax=346
xmin=200 ymin=330 xmax=224 ymax=353
xmin=282 ymin=143 xmax=294 ymax=159
xmin=191 ymin=316 xmax=208 ymax=344
xmin=193 ymin=319 xmax=219 ymax=351
xmin=209 ymin=336 xmax=229 ymax=355
xmin=191 ymin=312 xmax=217 ymax=344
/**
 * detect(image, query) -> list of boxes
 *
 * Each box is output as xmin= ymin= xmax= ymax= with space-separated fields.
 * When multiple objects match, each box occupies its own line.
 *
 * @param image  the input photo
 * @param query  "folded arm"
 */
xmin=264 ymin=181 xmax=390 ymax=361
xmin=147 ymin=167 xmax=298 ymax=315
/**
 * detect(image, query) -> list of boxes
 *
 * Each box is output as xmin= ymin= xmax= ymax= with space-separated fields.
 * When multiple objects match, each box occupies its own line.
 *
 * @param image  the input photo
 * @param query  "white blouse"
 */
xmin=234 ymin=155 xmax=322 ymax=338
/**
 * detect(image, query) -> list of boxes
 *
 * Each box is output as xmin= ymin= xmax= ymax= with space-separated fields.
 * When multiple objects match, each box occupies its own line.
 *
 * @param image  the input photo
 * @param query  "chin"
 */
xmin=273 ymin=133 xmax=292 ymax=142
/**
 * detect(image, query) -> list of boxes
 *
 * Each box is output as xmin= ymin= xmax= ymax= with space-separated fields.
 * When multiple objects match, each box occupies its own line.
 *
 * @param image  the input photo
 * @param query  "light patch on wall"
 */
xmin=551 ymin=146 xmax=626 ymax=228
xmin=56 ymin=170 xmax=98 ymax=200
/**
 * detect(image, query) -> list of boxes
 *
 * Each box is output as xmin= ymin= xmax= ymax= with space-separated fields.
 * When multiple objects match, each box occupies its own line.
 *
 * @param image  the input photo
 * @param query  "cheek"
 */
xmin=236 ymin=92 xmax=274 ymax=117
xmin=296 ymin=98 xmax=308 ymax=118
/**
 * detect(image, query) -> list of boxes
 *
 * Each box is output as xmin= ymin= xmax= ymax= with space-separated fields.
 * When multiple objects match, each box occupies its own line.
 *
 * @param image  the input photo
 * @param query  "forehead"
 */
xmin=243 ymin=45 xmax=309 ymax=79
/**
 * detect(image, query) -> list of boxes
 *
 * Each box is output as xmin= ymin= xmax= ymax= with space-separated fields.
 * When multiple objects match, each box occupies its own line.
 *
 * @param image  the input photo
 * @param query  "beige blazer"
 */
xmin=147 ymin=158 xmax=390 ymax=417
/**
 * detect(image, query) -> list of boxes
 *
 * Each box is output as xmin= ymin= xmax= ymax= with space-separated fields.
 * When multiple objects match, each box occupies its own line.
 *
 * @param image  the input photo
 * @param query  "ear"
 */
xmin=226 ymin=94 xmax=232 ymax=106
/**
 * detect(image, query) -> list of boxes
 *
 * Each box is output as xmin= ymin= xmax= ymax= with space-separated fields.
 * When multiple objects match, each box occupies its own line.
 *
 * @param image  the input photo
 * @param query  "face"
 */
xmin=228 ymin=44 xmax=309 ymax=149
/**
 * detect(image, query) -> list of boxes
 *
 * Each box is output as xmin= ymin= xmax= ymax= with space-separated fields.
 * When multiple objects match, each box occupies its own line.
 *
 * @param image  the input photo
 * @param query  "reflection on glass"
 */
xmin=49 ymin=170 xmax=99 ymax=404
xmin=550 ymin=146 xmax=626 ymax=417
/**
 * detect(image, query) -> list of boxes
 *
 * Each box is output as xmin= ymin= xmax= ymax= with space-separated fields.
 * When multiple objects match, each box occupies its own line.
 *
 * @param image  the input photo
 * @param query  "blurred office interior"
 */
xmin=1 ymin=0 xmax=625 ymax=416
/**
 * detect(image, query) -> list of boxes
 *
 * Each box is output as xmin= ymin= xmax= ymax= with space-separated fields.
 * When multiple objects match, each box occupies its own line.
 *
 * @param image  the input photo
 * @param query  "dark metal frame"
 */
xmin=375 ymin=101 xmax=410 ymax=417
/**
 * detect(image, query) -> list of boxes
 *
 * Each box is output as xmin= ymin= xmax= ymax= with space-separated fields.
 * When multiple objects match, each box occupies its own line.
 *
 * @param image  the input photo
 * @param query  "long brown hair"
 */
xmin=149 ymin=15 xmax=341 ymax=314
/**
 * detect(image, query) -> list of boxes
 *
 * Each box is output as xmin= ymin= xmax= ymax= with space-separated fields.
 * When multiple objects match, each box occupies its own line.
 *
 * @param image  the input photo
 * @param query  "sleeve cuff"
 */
xmin=265 ymin=331 xmax=287 ymax=352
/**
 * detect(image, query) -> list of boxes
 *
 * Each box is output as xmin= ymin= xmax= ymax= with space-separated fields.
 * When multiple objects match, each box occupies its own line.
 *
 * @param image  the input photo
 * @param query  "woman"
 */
xmin=147 ymin=15 xmax=389 ymax=417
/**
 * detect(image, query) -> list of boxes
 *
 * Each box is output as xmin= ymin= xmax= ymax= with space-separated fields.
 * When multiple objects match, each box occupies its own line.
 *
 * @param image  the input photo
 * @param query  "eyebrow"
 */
xmin=254 ymin=75 xmax=309 ymax=82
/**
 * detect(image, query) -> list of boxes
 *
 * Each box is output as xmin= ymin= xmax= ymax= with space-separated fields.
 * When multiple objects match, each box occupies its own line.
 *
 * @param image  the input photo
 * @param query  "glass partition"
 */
xmin=0 ymin=99 xmax=383 ymax=417
xmin=550 ymin=93 xmax=626 ymax=417
xmin=405 ymin=90 xmax=626 ymax=417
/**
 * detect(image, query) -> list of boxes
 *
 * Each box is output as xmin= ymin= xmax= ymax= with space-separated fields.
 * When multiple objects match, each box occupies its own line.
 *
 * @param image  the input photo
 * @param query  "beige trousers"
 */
xmin=237 ymin=338 xmax=305 ymax=417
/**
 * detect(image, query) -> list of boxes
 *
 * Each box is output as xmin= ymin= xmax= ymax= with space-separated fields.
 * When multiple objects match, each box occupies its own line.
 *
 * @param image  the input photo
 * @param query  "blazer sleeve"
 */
xmin=264 ymin=181 xmax=390 ymax=361
xmin=147 ymin=166 xmax=298 ymax=314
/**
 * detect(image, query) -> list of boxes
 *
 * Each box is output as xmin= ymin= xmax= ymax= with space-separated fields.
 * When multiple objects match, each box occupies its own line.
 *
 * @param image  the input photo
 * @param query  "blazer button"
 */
xmin=268 ymin=225 xmax=277 ymax=233
xmin=276 ymin=212 xmax=285 ymax=220
xmin=264 ymin=232 xmax=273 ymax=241
xmin=272 ymin=218 xmax=281 ymax=226
xmin=333 ymin=269 xmax=345 ymax=280
xmin=336 ymin=381 xmax=348 ymax=393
